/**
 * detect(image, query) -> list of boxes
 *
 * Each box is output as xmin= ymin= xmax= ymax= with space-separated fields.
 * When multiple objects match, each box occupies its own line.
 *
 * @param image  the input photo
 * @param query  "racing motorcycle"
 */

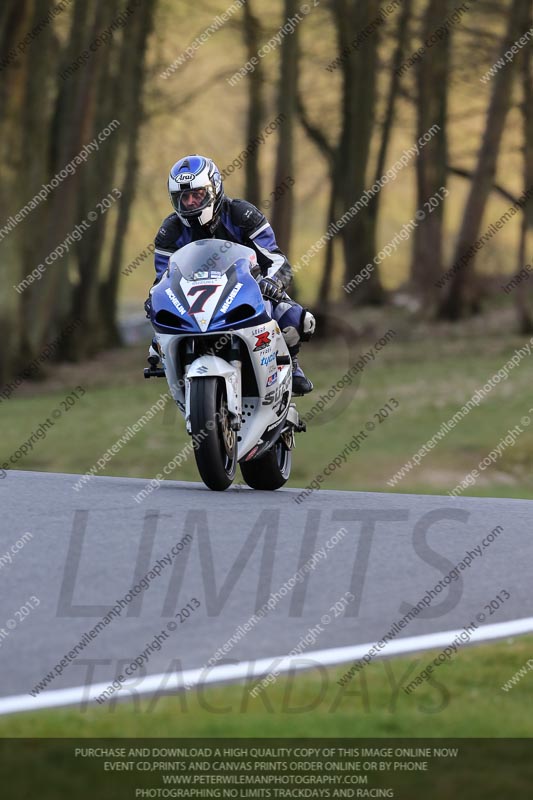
xmin=144 ymin=239 xmax=306 ymax=491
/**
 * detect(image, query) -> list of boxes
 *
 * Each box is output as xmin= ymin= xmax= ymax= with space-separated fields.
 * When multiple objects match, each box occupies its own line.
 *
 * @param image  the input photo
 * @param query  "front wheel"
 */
xmin=240 ymin=439 xmax=292 ymax=490
xmin=190 ymin=377 xmax=237 ymax=491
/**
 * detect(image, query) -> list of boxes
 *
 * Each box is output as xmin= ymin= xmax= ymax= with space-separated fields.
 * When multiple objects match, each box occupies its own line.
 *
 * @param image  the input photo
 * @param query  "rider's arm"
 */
xmin=153 ymin=214 xmax=183 ymax=282
xmin=230 ymin=199 xmax=292 ymax=290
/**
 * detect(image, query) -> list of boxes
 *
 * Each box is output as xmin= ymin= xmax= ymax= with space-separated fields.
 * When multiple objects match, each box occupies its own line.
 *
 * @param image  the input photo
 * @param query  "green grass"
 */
xmin=1 ymin=635 xmax=532 ymax=737
xmin=3 ymin=306 xmax=533 ymax=500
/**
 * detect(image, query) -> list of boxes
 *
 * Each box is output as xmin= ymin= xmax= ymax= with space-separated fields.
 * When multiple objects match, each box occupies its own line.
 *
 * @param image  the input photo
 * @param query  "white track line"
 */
xmin=1 ymin=615 xmax=533 ymax=716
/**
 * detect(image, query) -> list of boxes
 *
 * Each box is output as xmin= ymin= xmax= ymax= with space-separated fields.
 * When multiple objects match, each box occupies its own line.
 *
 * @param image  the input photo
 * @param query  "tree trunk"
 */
xmin=72 ymin=0 xmax=130 ymax=357
xmin=295 ymin=90 xmax=335 ymax=307
xmin=0 ymin=0 xmax=35 ymax=382
xmin=27 ymin=0 xmax=102 ymax=356
xmin=515 ymin=6 xmax=533 ymax=333
xmin=438 ymin=0 xmax=531 ymax=319
xmin=411 ymin=0 xmax=451 ymax=305
xmin=100 ymin=0 xmax=157 ymax=345
xmin=363 ymin=0 xmax=412 ymax=307
xmin=19 ymin=0 xmax=58 ymax=358
xmin=242 ymin=0 xmax=264 ymax=207
xmin=336 ymin=0 xmax=383 ymax=306
xmin=317 ymin=184 xmax=338 ymax=310
xmin=371 ymin=0 xmax=412 ymax=217
xmin=271 ymin=0 xmax=299 ymax=257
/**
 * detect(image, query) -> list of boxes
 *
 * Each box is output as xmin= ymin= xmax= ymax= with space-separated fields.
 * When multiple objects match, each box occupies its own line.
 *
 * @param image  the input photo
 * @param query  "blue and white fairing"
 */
xmin=148 ymin=239 xmax=294 ymax=461
xmin=150 ymin=239 xmax=269 ymax=334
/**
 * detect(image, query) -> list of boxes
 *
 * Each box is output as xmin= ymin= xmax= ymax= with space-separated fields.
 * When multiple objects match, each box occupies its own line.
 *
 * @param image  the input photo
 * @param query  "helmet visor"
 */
xmin=171 ymin=186 xmax=213 ymax=217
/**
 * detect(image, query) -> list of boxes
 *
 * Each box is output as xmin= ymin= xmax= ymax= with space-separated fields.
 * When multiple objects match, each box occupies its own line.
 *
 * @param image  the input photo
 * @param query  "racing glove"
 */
xmin=259 ymin=276 xmax=285 ymax=304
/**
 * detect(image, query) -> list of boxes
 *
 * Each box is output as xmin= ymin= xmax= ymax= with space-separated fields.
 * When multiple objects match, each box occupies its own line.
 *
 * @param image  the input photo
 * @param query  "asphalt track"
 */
xmin=0 ymin=469 xmax=532 ymax=714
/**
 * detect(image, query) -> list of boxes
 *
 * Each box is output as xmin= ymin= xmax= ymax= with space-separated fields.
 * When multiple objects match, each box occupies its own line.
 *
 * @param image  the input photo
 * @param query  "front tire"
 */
xmin=190 ymin=377 xmax=237 ymax=491
xmin=240 ymin=439 xmax=292 ymax=490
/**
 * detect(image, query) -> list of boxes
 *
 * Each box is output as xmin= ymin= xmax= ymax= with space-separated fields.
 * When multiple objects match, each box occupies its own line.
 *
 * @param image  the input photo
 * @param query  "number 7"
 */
xmin=187 ymin=284 xmax=220 ymax=314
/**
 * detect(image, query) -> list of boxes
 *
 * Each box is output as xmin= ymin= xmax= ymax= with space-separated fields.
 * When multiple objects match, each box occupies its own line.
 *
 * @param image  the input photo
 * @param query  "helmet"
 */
xmin=168 ymin=155 xmax=224 ymax=234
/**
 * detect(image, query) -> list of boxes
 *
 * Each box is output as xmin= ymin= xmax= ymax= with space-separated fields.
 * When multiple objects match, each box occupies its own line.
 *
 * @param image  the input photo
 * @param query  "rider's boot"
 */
xmin=289 ymin=346 xmax=313 ymax=395
xmin=147 ymin=337 xmax=160 ymax=368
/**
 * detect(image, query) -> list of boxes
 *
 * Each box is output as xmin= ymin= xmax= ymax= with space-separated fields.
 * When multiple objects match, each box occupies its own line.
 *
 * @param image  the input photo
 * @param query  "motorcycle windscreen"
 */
xmin=168 ymin=239 xmax=259 ymax=281
xmin=153 ymin=239 xmax=266 ymax=333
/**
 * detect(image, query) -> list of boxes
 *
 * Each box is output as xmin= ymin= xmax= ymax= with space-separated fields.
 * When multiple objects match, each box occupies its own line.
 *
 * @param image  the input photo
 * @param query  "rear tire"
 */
xmin=190 ymin=377 xmax=237 ymax=491
xmin=240 ymin=439 xmax=292 ymax=490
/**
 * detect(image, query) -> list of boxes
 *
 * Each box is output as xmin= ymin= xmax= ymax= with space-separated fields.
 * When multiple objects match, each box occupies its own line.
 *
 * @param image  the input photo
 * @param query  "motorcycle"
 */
xmin=144 ymin=239 xmax=306 ymax=491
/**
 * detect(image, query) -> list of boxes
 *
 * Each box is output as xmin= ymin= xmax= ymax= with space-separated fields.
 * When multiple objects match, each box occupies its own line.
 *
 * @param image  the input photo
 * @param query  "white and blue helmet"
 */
xmin=168 ymin=154 xmax=224 ymax=233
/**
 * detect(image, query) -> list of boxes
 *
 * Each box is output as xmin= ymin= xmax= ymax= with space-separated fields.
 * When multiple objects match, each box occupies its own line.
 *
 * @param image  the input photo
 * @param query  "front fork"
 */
xmin=184 ymin=336 xmax=242 ymax=433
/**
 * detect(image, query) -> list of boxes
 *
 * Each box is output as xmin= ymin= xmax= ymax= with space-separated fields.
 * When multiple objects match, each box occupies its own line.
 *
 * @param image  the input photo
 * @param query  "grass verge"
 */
xmin=1 ymin=635 xmax=532 ymax=736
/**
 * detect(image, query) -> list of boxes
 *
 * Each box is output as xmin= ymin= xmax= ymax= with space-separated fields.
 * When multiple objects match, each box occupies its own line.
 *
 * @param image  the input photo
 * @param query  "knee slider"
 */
xmin=281 ymin=325 xmax=300 ymax=347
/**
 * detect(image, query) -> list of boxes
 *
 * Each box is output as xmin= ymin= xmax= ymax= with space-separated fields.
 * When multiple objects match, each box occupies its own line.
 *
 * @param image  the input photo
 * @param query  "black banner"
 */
xmin=1 ymin=738 xmax=532 ymax=799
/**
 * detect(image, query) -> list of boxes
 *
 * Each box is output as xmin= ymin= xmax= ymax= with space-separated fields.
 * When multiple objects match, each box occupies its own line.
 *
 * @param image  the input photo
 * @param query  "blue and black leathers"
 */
xmin=154 ymin=197 xmax=292 ymax=286
xmin=153 ymin=197 xmax=309 ymax=344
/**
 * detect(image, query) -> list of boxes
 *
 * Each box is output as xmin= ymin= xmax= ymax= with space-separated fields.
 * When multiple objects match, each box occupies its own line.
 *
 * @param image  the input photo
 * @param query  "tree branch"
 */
xmin=447 ymin=164 xmax=522 ymax=204
xmin=295 ymin=90 xmax=334 ymax=166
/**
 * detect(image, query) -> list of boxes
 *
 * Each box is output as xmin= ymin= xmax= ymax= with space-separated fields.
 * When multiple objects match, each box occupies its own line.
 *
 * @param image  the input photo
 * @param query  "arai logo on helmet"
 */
xmin=174 ymin=172 xmax=196 ymax=182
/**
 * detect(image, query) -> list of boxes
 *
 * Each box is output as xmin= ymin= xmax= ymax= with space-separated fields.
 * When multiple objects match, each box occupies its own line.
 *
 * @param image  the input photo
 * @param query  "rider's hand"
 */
xmin=259 ymin=276 xmax=285 ymax=303
xmin=144 ymin=296 xmax=152 ymax=319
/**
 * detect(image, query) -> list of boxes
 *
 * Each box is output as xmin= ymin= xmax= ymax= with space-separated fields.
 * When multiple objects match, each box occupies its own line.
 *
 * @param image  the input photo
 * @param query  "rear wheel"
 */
xmin=240 ymin=438 xmax=292 ymax=490
xmin=190 ymin=377 xmax=237 ymax=491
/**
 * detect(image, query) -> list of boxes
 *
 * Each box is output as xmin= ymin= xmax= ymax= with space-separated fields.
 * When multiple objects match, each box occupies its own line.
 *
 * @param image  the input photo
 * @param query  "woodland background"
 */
xmin=0 ymin=0 xmax=532 ymax=383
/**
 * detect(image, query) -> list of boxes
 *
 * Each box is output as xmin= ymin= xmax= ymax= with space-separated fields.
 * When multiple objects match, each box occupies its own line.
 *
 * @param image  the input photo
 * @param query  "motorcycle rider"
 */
xmin=146 ymin=154 xmax=314 ymax=395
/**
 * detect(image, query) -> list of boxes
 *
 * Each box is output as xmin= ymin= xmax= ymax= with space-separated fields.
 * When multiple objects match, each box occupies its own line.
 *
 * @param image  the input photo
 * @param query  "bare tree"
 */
xmin=411 ymin=0 xmax=451 ymax=306
xmin=438 ymin=0 xmax=531 ymax=319
xmin=100 ymin=0 xmax=157 ymax=345
xmin=242 ymin=0 xmax=265 ymax=206
xmin=271 ymin=0 xmax=299 ymax=257
xmin=0 ymin=0 xmax=54 ymax=379
xmin=0 ymin=0 xmax=157 ymax=382
xmin=514 ymin=4 xmax=533 ymax=332
xmin=27 ymin=1 xmax=105 ymax=355
xmin=335 ymin=0 xmax=384 ymax=306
